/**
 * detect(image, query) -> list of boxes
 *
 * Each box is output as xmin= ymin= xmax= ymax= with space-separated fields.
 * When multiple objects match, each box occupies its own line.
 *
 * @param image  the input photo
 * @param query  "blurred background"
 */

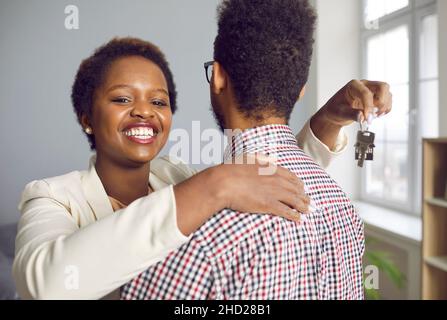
xmin=0 ymin=0 xmax=445 ymax=299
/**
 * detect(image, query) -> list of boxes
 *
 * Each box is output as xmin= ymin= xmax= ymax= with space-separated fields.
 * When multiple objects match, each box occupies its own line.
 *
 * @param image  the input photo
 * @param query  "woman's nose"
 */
xmin=130 ymin=100 xmax=156 ymax=119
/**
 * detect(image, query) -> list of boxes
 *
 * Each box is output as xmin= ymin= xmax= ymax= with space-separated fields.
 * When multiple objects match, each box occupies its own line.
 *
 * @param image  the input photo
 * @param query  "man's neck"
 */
xmin=224 ymin=113 xmax=288 ymax=131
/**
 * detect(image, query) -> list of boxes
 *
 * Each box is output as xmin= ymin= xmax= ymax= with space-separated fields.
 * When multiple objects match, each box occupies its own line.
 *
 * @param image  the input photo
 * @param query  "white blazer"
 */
xmin=13 ymin=120 xmax=346 ymax=300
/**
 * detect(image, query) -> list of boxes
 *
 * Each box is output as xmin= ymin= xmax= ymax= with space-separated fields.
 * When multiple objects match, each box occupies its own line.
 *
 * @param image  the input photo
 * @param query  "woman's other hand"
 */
xmin=310 ymin=79 xmax=392 ymax=151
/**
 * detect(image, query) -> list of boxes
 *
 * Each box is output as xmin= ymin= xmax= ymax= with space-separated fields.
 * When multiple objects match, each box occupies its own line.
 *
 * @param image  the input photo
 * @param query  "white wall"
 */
xmin=439 ymin=0 xmax=447 ymax=136
xmin=313 ymin=0 xmax=362 ymax=200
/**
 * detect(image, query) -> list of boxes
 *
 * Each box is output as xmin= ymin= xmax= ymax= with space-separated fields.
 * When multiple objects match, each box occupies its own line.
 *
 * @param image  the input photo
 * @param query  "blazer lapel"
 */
xmin=80 ymin=155 xmax=172 ymax=220
xmin=81 ymin=155 xmax=114 ymax=221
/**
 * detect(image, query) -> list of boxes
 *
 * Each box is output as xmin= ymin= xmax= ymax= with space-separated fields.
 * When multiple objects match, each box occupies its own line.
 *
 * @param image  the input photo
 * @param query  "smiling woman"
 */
xmin=12 ymin=37 xmax=315 ymax=299
xmin=80 ymin=55 xmax=175 ymax=205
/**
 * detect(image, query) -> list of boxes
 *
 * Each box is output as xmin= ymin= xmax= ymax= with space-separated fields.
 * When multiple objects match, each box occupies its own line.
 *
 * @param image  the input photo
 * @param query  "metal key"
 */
xmin=355 ymin=129 xmax=375 ymax=168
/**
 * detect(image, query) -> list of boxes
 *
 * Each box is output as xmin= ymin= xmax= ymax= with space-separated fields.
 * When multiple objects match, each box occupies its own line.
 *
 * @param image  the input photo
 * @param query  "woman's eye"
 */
xmin=152 ymin=100 xmax=168 ymax=107
xmin=112 ymin=97 xmax=131 ymax=104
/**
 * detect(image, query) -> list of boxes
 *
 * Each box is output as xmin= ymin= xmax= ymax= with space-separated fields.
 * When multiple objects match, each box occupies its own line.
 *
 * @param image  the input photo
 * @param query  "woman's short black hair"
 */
xmin=71 ymin=37 xmax=177 ymax=150
xmin=213 ymin=0 xmax=316 ymax=121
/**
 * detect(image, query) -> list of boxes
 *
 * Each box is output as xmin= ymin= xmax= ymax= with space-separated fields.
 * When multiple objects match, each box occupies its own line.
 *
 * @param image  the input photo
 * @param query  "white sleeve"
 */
xmin=13 ymin=180 xmax=189 ymax=300
xmin=296 ymin=120 xmax=348 ymax=169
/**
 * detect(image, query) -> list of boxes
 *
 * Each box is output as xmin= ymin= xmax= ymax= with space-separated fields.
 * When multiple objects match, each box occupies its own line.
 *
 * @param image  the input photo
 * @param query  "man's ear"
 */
xmin=211 ymin=61 xmax=227 ymax=95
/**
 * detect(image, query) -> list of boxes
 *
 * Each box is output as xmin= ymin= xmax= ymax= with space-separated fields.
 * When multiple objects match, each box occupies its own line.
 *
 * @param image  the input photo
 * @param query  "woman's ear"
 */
xmin=80 ymin=114 xmax=92 ymax=133
xmin=211 ymin=61 xmax=227 ymax=95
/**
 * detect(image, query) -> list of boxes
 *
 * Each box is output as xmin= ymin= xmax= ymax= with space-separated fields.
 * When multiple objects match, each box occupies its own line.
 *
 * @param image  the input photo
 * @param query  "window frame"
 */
xmin=360 ymin=0 xmax=438 ymax=215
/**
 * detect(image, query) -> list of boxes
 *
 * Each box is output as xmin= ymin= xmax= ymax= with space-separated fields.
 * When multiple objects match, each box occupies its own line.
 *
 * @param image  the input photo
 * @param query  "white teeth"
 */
xmin=124 ymin=127 xmax=156 ymax=138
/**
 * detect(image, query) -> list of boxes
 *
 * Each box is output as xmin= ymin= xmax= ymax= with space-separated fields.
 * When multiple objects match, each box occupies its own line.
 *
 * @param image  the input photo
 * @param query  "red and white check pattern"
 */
xmin=121 ymin=125 xmax=365 ymax=300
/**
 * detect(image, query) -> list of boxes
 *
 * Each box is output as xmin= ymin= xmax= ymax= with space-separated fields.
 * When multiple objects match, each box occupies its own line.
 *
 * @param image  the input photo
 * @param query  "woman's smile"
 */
xmin=122 ymin=122 xmax=159 ymax=145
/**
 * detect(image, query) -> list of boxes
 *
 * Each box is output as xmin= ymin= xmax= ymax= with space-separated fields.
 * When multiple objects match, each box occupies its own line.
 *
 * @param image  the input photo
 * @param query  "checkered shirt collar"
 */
xmin=223 ymin=124 xmax=298 ymax=161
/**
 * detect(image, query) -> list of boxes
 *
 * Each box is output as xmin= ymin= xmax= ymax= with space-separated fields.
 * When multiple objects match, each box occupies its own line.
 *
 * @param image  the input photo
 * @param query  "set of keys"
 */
xmin=354 ymin=120 xmax=376 ymax=168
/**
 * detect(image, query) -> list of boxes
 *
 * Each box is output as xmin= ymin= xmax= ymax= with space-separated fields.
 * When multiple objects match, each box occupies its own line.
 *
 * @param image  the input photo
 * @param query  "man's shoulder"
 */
xmin=291 ymin=148 xmax=353 ymax=207
xmin=192 ymin=209 xmax=295 ymax=259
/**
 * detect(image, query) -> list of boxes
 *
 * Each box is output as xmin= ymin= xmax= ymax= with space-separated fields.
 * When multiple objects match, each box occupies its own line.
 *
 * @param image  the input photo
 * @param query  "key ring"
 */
xmin=359 ymin=119 xmax=369 ymax=132
xmin=358 ymin=113 xmax=366 ymax=132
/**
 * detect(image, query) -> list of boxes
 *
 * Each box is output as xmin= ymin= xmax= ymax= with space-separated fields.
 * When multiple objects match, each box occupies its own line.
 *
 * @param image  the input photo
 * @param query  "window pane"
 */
xmin=420 ymin=14 xmax=438 ymax=79
xmin=366 ymin=142 xmax=408 ymax=203
xmin=367 ymin=35 xmax=385 ymax=79
xmin=386 ymin=26 xmax=409 ymax=83
xmin=367 ymin=26 xmax=409 ymax=142
xmin=384 ymin=142 xmax=408 ymax=202
xmin=365 ymin=142 xmax=408 ymax=203
xmin=368 ymin=113 xmax=386 ymax=141
xmin=365 ymin=0 xmax=385 ymax=23
xmin=384 ymin=84 xmax=409 ymax=142
xmin=419 ymin=80 xmax=439 ymax=138
xmin=365 ymin=24 xmax=410 ymax=206
xmin=365 ymin=0 xmax=408 ymax=22
xmin=419 ymin=13 xmax=439 ymax=139
xmin=385 ymin=0 xmax=409 ymax=15
xmin=366 ymin=143 xmax=385 ymax=197
xmin=367 ymin=25 xmax=409 ymax=84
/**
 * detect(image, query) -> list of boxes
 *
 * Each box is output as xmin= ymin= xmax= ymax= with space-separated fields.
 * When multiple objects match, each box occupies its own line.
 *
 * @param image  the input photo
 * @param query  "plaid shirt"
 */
xmin=121 ymin=125 xmax=365 ymax=300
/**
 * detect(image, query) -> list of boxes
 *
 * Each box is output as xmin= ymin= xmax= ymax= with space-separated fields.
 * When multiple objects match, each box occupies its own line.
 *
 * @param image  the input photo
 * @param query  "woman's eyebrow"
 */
xmin=151 ymin=88 xmax=169 ymax=96
xmin=107 ymin=84 xmax=168 ymax=96
xmin=107 ymin=84 xmax=132 ymax=91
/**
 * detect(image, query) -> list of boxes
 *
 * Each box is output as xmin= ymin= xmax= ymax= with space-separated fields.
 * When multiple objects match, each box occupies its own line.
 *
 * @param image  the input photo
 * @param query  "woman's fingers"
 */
xmin=383 ymin=90 xmax=393 ymax=116
xmin=346 ymin=79 xmax=393 ymax=123
xmin=276 ymin=165 xmax=304 ymax=188
xmin=278 ymin=169 xmax=310 ymax=209
xmin=264 ymin=173 xmax=310 ymax=214
xmin=270 ymin=184 xmax=310 ymax=214
xmin=253 ymin=156 xmax=310 ymax=214
xmin=280 ymin=177 xmax=310 ymax=209
xmin=361 ymin=80 xmax=392 ymax=117
xmin=268 ymin=201 xmax=302 ymax=222
xmin=346 ymin=80 xmax=375 ymax=121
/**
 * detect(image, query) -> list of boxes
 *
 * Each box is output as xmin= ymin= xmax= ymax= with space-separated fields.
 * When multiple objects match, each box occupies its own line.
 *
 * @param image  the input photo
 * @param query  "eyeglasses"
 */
xmin=204 ymin=61 xmax=214 ymax=84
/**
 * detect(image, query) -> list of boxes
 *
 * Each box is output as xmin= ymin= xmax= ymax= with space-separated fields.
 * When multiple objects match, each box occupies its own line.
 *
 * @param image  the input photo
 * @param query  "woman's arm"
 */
xmin=14 ymin=158 xmax=308 ymax=300
xmin=296 ymin=119 xmax=348 ymax=169
xmin=13 ymin=182 xmax=185 ymax=300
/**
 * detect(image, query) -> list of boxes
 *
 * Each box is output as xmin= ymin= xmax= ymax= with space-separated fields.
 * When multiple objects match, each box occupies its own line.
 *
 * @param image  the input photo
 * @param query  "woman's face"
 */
xmin=85 ymin=55 xmax=172 ymax=166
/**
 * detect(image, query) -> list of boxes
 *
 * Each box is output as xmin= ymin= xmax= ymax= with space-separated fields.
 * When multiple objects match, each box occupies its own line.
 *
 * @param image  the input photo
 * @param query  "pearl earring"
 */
xmin=85 ymin=127 xmax=92 ymax=135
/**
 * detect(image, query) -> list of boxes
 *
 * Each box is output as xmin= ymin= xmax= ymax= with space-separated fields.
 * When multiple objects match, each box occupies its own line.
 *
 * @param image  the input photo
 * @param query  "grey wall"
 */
xmin=0 ymin=0 xmax=315 ymax=226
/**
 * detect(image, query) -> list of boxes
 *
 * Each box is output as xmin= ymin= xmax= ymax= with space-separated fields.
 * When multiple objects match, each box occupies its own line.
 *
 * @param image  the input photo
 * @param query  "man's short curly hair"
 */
xmin=71 ymin=37 xmax=177 ymax=150
xmin=214 ymin=0 xmax=316 ymax=121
